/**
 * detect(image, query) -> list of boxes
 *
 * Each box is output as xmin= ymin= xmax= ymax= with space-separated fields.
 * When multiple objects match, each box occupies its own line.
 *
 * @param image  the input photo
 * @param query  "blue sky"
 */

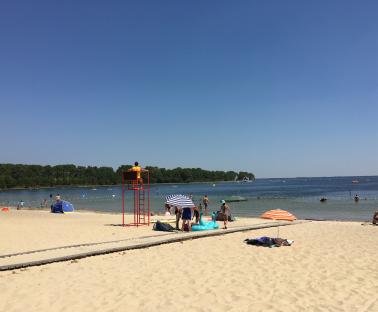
xmin=1 ymin=1 xmax=377 ymax=178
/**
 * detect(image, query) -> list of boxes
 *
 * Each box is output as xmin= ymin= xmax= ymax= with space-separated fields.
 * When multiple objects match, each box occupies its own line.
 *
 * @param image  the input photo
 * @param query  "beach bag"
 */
xmin=215 ymin=211 xmax=226 ymax=221
xmin=272 ymin=238 xmax=294 ymax=246
xmin=153 ymin=220 xmax=175 ymax=232
xmin=216 ymin=212 xmax=234 ymax=222
xmin=51 ymin=203 xmax=64 ymax=213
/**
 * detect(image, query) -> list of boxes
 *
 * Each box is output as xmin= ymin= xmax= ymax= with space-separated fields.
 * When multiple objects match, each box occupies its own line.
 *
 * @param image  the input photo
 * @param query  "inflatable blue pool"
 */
xmin=191 ymin=212 xmax=219 ymax=231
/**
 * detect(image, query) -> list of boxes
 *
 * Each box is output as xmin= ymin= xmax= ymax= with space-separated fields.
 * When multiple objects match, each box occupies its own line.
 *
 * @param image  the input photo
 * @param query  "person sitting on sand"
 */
xmin=372 ymin=211 xmax=378 ymax=225
xmin=220 ymin=200 xmax=231 ymax=229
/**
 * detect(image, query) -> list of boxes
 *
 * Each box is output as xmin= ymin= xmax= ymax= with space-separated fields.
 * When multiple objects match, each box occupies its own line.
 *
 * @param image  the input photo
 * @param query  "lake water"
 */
xmin=1 ymin=176 xmax=378 ymax=221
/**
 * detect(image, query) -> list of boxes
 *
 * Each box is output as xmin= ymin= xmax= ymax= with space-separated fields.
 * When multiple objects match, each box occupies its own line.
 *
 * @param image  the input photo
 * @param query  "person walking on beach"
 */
xmin=220 ymin=200 xmax=230 ymax=229
xmin=202 ymin=195 xmax=209 ymax=214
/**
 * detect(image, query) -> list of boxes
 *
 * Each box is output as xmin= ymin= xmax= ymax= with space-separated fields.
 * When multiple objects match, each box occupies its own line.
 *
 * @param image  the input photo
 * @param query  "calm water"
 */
xmin=1 ymin=176 xmax=378 ymax=221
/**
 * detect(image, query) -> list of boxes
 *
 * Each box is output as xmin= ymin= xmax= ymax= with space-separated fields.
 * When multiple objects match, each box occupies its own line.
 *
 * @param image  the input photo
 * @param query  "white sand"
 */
xmin=1 ymin=209 xmax=378 ymax=311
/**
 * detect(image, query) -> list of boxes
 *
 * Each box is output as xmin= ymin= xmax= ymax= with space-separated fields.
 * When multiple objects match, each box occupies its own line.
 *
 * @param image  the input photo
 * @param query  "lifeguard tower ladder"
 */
xmin=121 ymin=170 xmax=150 ymax=227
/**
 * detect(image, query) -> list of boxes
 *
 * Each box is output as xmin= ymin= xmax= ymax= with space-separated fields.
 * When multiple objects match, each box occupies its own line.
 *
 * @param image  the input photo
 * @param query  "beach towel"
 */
xmin=244 ymin=237 xmax=294 ymax=247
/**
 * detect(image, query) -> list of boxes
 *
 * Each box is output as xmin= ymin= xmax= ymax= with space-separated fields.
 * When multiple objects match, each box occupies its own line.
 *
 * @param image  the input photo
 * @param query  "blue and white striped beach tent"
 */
xmin=165 ymin=194 xmax=195 ymax=208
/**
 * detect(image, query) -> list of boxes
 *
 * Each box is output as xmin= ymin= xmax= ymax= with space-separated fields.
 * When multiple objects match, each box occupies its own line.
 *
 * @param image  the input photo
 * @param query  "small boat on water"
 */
xmin=224 ymin=196 xmax=248 ymax=202
xmin=352 ymin=180 xmax=359 ymax=184
xmin=236 ymin=176 xmax=254 ymax=183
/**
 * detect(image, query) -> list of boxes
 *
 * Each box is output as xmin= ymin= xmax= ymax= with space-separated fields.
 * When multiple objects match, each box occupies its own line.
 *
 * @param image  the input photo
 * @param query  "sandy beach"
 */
xmin=1 ymin=209 xmax=378 ymax=312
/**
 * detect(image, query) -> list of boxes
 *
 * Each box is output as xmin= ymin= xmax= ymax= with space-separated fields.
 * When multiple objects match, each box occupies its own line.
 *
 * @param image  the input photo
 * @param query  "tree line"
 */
xmin=0 ymin=164 xmax=255 ymax=189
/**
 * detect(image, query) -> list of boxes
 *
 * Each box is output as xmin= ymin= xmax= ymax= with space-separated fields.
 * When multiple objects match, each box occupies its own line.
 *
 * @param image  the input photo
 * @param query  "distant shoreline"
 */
xmin=0 ymin=180 xmax=239 ymax=191
xmin=2 ymin=175 xmax=378 ymax=192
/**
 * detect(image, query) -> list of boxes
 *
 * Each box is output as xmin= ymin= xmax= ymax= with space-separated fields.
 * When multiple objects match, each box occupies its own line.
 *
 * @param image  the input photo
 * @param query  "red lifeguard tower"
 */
xmin=121 ymin=169 xmax=150 ymax=227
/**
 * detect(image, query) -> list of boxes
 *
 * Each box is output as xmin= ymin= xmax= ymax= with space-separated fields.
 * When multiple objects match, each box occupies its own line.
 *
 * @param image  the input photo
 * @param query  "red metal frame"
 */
xmin=122 ymin=170 xmax=150 ymax=227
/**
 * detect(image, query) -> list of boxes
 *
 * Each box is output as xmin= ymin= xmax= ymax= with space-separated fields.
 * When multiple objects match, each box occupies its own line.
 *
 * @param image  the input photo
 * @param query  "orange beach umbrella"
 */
xmin=260 ymin=209 xmax=297 ymax=221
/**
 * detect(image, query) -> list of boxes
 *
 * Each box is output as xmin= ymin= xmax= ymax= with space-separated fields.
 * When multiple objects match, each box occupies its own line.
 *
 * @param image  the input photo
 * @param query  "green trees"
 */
xmin=0 ymin=164 xmax=255 ymax=189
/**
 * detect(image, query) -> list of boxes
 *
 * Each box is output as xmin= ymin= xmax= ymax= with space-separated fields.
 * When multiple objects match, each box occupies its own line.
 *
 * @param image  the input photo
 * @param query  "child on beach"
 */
xmin=198 ymin=203 xmax=203 ymax=214
xmin=193 ymin=205 xmax=200 ymax=224
xmin=164 ymin=204 xmax=171 ymax=216
xmin=202 ymin=195 xmax=209 ymax=214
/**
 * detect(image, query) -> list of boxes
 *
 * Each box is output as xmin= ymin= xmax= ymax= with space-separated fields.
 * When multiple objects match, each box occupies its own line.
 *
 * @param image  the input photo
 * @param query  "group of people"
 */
xmin=17 ymin=193 xmax=58 ymax=210
xmin=164 ymin=195 xmax=231 ymax=231
xmin=128 ymin=161 xmax=234 ymax=230
xmin=164 ymin=200 xmax=200 ymax=231
xmin=16 ymin=200 xmax=24 ymax=210
xmin=321 ymin=194 xmax=362 ymax=203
